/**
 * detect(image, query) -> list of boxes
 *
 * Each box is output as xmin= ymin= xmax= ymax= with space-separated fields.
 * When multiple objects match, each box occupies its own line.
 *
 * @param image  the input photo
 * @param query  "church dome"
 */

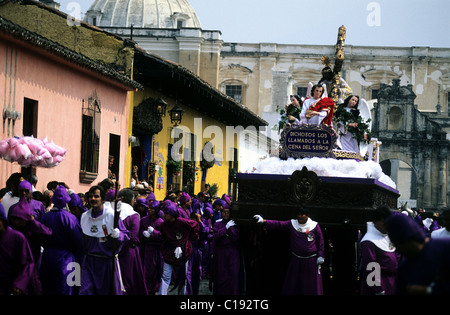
xmin=85 ymin=0 xmax=202 ymax=29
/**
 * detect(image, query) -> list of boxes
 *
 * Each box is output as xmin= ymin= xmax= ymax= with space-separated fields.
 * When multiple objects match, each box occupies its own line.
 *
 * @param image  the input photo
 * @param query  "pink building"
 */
xmin=0 ymin=16 xmax=139 ymax=194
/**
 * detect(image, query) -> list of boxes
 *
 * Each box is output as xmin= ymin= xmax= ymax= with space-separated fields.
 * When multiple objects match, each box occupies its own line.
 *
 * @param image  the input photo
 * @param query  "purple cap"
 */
xmin=179 ymin=192 xmax=191 ymax=205
xmin=52 ymin=185 xmax=71 ymax=210
xmin=213 ymin=199 xmax=225 ymax=208
xmin=18 ymin=180 xmax=33 ymax=191
xmin=145 ymin=192 xmax=156 ymax=203
xmin=136 ymin=198 xmax=148 ymax=208
xmin=68 ymin=193 xmax=87 ymax=212
xmin=162 ymin=200 xmax=178 ymax=218
xmin=105 ymin=189 xmax=116 ymax=201
xmin=149 ymin=200 xmax=160 ymax=211
xmin=203 ymin=206 xmax=213 ymax=217
xmin=386 ymin=213 xmax=426 ymax=243
xmin=222 ymin=194 xmax=231 ymax=205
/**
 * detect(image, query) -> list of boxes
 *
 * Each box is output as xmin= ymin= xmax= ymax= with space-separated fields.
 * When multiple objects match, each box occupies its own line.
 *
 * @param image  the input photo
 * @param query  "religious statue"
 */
xmin=318 ymin=25 xmax=352 ymax=106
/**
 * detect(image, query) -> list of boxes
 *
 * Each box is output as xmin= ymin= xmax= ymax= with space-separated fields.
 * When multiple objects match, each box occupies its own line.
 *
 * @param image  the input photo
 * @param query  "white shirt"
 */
xmin=1 ymin=192 xmax=20 ymax=217
xmin=431 ymin=227 xmax=450 ymax=239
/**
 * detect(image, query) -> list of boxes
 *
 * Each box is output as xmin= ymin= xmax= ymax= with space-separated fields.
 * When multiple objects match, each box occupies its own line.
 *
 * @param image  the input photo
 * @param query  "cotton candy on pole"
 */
xmin=0 ymin=136 xmax=66 ymax=167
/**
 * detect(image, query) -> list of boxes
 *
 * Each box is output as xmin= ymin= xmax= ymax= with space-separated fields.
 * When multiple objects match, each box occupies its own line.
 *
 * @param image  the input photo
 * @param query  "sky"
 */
xmin=59 ymin=0 xmax=450 ymax=48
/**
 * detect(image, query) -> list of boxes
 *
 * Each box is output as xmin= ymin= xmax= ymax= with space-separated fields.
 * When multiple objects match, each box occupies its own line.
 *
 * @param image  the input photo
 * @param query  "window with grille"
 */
xmin=225 ymin=85 xmax=242 ymax=103
xmin=80 ymin=94 xmax=101 ymax=183
xmin=296 ymin=87 xmax=308 ymax=98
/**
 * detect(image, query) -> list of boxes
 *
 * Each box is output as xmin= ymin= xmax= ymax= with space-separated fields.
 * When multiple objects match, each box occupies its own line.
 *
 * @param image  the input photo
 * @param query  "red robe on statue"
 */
xmin=306 ymin=97 xmax=336 ymax=126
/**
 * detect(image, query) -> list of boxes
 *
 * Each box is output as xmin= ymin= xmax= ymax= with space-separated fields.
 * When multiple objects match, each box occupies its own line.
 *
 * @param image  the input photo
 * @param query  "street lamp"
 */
xmin=153 ymin=97 xmax=167 ymax=117
xmin=169 ymin=106 xmax=184 ymax=126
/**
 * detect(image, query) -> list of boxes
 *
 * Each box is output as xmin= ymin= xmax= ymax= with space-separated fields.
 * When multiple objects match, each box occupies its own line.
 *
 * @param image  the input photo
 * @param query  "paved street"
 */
xmin=167 ymin=278 xmax=212 ymax=295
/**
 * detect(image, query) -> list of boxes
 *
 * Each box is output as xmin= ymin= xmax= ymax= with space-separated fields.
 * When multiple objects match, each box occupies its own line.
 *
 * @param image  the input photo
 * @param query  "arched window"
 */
xmin=220 ymin=79 xmax=246 ymax=104
xmin=79 ymin=92 xmax=101 ymax=183
xmin=225 ymin=85 xmax=242 ymax=103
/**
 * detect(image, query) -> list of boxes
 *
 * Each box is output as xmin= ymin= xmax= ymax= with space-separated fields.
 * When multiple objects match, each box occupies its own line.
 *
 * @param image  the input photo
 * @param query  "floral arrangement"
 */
xmin=166 ymin=155 xmax=182 ymax=176
xmin=207 ymin=183 xmax=219 ymax=197
xmin=275 ymin=104 xmax=302 ymax=130
xmin=334 ymin=105 xmax=372 ymax=143
xmin=183 ymin=161 xmax=199 ymax=184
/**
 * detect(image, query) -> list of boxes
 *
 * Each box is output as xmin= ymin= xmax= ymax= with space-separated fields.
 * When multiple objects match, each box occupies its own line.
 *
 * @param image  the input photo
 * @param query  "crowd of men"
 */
xmin=1 ymin=171 xmax=450 ymax=296
xmin=0 ymin=172 xmax=239 ymax=295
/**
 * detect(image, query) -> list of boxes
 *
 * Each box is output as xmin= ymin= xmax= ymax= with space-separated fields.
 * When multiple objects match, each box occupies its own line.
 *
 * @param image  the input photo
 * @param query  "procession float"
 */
xmin=230 ymin=26 xmax=400 ymax=295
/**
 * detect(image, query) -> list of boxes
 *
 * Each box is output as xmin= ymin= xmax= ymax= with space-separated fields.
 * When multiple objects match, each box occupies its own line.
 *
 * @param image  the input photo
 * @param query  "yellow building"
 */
xmin=131 ymin=49 xmax=267 ymax=200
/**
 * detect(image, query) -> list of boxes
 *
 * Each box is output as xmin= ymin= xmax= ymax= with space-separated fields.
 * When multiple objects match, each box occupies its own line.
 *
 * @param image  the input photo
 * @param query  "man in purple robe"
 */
xmin=211 ymin=208 xmax=242 ymax=295
xmin=212 ymin=199 xmax=224 ymax=225
xmin=187 ymin=211 xmax=204 ymax=295
xmin=39 ymin=185 xmax=83 ymax=295
xmin=158 ymin=200 xmax=199 ymax=295
xmin=79 ymin=185 xmax=130 ymax=295
xmin=0 ymin=203 xmax=34 ymax=295
xmin=140 ymin=200 xmax=164 ymax=294
xmin=254 ymin=207 xmax=325 ymax=295
xmin=178 ymin=192 xmax=192 ymax=219
xmin=221 ymin=194 xmax=231 ymax=210
xmin=7 ymin=196 xmax=52 ymax=295
xmin=386 ymin=213 xmax=450 ymax=295
xmin=201 ymin=204 xmax=214 ymax=279
xmin=359 ymin=206 xmax=399 ymax=295
xmin=114 ymin=188 xmax=147 ymax=295
xmin=68 ymin=192 xmax=87 ymax=222
xmin=16 ymin=180 xmax=46 ymax=222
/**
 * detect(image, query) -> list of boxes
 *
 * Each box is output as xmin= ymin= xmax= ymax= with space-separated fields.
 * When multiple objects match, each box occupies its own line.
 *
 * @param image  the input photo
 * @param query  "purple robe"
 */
xmin=117 ymin=203 xmax=148 ymax=295
xmin=396 ymin=238 xmax=450 ymax=295
xmin=0 ymin=226 xmax=35 ymax=295
xmin=159 ymin=217 xmax=199 ymax=295
xmin=211 ymin=219 xmax=241 ymax=295
xmin=29 ymin=199 xmax=46 ymax=222
xmin=359 ymin=239 xmax=399 ymax=295
xmin=200 ymin=214 xmax=213 ymax=278
xmin=39 ymin=207 xmax=83 ymax=295
xmin=265 ymin=219 xmax=325 ymax=295
xmin=178 ymin=205 xmax=191 ymax=219
xmin=186 ymin=219 xmax=205 ymax=295
xmin=7 ymin=198 xmax=52 ymax=295
xmin=139 ymin=214 xmax=163 ymax=294
xmin=159 ymin=217 xmax=199 ymax=266
xmin=8 ymin=198 xmax=46 ymax=222
xmin=79 ymin=204 xmax=130 ymax=295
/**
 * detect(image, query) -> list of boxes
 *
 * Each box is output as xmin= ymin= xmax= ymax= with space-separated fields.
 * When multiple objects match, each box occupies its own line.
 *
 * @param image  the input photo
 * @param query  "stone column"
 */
xmin=258 ymin=52 xmax=277 ymax=113
xmin=422 ymin=146 xmax=432 ymax=208
xmin=199 ymin=31 xmax=222 ymax=88
xmin=438 ymin=145 xmax=448 ymax=208
xmin=177 ymin=30 xmax=204 ymax=75
xmin=272 ymin=71 xmax=290 ymax=112
xmin=414 ymin=151 xmax=424 ymax=208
